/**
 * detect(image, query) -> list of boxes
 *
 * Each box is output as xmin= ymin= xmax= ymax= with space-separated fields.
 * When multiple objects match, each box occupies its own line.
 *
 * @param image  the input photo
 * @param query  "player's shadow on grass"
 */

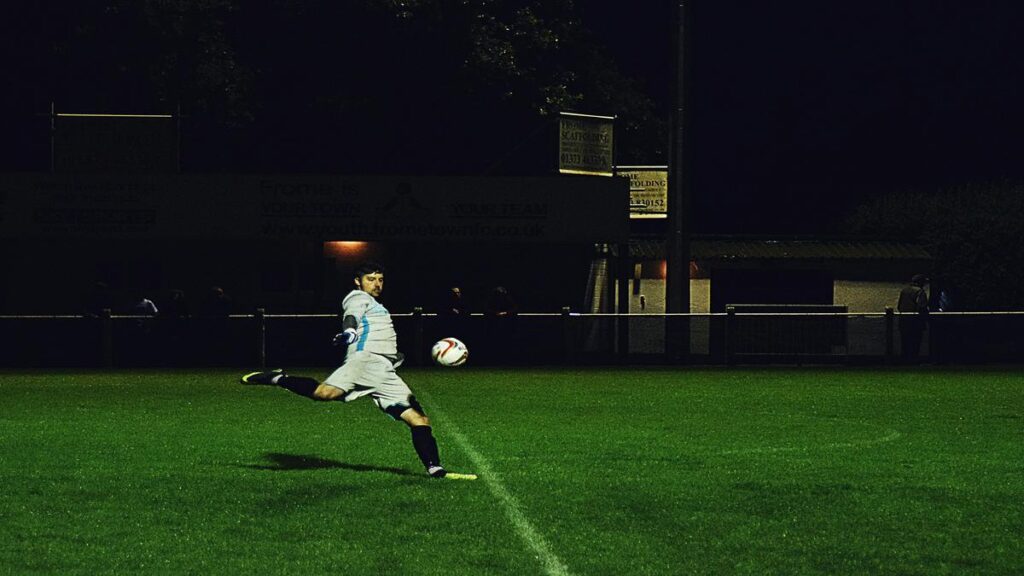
xmin=243 ymin=453 xmax=418 ymax=477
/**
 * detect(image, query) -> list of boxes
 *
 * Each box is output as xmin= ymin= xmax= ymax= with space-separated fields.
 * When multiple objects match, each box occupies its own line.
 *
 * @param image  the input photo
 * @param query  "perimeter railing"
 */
xmin=1 ymin=309 xmax=1023 ymax=367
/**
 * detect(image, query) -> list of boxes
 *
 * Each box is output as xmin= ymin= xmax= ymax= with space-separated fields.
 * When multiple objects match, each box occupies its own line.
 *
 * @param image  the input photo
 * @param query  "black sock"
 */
xmin=277 ymin=375 xmax=319 ymax=399
xmin=410 ymin=425 xmax=441 ymax=468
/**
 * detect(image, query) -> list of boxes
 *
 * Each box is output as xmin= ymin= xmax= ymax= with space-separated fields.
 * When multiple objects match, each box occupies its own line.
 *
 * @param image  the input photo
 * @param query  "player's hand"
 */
xmin=333 ymin=329 xmax=357 ymax=346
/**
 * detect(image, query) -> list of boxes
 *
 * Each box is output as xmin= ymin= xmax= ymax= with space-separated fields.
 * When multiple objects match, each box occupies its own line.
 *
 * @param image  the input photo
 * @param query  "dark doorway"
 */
xmin=710 ymin=268 xmax=833 ymax=312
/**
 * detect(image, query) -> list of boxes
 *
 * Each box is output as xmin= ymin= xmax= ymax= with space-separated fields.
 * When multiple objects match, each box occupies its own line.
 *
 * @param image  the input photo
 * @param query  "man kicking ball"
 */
xmin=241 ymin=261 xmax=446 ymax=478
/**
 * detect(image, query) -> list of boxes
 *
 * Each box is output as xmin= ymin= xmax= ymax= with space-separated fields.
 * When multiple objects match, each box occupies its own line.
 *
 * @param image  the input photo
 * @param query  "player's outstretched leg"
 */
xmin=240 ymin=369 xmax=322 ymax=400
xmin=240 ymin=369 xmax=283 ymax=385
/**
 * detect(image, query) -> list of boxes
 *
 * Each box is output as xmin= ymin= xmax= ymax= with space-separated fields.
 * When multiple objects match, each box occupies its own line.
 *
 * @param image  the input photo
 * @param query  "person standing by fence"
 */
xmin=897 ymin=274 xmax=929 ymax=363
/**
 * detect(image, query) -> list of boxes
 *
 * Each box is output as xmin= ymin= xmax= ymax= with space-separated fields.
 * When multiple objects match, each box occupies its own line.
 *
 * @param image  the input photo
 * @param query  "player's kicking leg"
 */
xmin=240 ymin=370 xmax=345 ymax=400
xmin=243 ymin=369 xmax=444 ymax=478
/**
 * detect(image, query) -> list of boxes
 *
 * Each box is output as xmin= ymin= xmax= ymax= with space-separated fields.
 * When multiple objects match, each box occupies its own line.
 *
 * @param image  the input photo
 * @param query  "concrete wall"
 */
xmin=620 ymin=277 xmax=918 ymax=356
xmin=625 ymin=278 xmax=918 ymax=314
xmin=833 ymin=280 xmax=916 ymax=313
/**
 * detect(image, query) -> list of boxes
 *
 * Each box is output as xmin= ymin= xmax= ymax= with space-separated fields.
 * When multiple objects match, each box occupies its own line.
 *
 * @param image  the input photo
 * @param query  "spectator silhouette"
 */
xmin=129 ymin=291 xmax=159 ymax=318
xmin=198 ymin=286 xmax=233 ymax=365
xmin=486 ymin=286 xmax=517 ymax=318
xmin=124 ymin=289 xmax=159 ymax=366
xmin=200 ymin=286 xmax=232 ymax=317
xmin=160 ymin=289 xmax=190 ymax=365
xmin=897 ymin=274 xmax=929 ymax=363
xmin=932 ymin=280 xmax=957 ymax=364
xmin=436 ymin=286 xmax=469 ymax=345
xmin=83 ymin=281 xmax=113 ymax=317
xmin=484 ymin=286 xmax=518 ymax=364
xmin=439 ymin=286 xmax=466 ymax=317
xmin=163 ymin=289 xmax=189 ymax=318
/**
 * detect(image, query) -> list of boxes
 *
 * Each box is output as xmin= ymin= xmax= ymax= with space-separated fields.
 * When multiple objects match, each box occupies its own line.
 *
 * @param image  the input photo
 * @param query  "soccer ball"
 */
xmin=431 ymin=337 xmax=469 ymax=367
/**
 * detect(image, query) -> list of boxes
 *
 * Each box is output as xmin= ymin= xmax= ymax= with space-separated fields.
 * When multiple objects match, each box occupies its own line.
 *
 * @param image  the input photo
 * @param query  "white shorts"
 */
xmin=322 ymin=351 xmax=420 ymax=419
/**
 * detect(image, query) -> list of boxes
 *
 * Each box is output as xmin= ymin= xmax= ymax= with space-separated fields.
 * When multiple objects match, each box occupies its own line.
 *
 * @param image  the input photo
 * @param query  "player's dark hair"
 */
xmin=353 ymin=261 xmax=385 ymax=279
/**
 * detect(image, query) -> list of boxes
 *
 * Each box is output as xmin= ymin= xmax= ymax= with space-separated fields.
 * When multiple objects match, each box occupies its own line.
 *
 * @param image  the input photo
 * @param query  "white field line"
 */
xmin=716 ymin=412 xmax=903 ymax=456
xmin=718 ymin=429 xmax=902 ymax=456
xmin=428 ymin=404 xmax=574 ymax=576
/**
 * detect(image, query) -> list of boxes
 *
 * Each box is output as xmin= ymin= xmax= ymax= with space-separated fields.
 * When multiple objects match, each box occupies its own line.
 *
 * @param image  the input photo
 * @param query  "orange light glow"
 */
xmin=656 ymin=260 xmax=699 ymax=279
xmin=324 ymin=241 xmax=368 ymax=258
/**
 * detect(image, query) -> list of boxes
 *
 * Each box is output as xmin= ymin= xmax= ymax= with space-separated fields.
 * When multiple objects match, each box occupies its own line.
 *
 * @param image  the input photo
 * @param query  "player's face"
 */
xmin=355 ymin=272 xmax=384 ymax=298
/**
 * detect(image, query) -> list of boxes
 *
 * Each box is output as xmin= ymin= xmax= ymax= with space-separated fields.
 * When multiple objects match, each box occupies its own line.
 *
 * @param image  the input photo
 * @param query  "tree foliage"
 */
xmin=844 ymin=182 xmax=1024 ymax=310
xmin=10 ymin=0 xmax=665 ymax=172
xmin=8 ymin=0 xmax=249 ymax=118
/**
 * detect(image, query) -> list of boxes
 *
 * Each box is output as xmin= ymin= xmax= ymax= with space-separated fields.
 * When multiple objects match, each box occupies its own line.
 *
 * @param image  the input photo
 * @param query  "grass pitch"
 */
xmin=1 ymin=367 xmax=1022 ymax=575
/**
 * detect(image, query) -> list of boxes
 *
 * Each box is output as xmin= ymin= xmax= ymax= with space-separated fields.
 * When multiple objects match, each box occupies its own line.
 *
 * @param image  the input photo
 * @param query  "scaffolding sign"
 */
xmin=558 ymin=112 xmax=614 ymax=176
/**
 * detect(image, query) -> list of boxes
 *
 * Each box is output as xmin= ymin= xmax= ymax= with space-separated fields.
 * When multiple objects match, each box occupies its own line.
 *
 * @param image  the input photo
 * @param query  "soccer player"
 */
xmin=241 ymin=261 xmax=446 ymax=478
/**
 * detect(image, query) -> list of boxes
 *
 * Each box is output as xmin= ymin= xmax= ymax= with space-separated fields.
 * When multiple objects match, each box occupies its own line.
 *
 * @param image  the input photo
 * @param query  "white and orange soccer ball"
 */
xmin=431 ymin=337 xmax=469 ymax=367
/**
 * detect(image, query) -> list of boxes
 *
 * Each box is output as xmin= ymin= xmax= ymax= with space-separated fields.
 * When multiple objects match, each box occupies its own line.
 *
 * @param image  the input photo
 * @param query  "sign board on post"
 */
xmin=53 ymin=112 xmax=178 ymax=173
xmin=0 ymin=174 xmax=630 ymax=243
xmin=616 ymin=165 xmax=668 ymax=219
xmin=558 ymin=112 xmax=615 ymax=176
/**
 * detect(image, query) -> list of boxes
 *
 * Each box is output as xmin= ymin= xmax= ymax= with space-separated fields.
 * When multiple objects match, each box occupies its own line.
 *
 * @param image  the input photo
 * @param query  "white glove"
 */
xmin=333 ymin=328 xmax=357 ymax=346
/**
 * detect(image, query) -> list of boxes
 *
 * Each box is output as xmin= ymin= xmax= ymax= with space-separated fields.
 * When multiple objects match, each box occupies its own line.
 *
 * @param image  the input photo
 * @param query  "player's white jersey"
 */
xmin=342 ymin=289 xmax=398 ymax=356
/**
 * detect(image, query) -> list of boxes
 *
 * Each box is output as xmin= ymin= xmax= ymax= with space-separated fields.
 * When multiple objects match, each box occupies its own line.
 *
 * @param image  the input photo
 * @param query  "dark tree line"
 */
xmin=844 ymin=181 xmax=1024 ymax=310
xmin=3 ymin=0 xmax=667 ymax=173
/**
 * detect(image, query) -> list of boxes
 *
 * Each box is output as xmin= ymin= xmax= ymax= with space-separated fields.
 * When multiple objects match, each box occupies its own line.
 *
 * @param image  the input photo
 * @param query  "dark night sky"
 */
xmin=586 ymin=0 xmax=1024 ymax=233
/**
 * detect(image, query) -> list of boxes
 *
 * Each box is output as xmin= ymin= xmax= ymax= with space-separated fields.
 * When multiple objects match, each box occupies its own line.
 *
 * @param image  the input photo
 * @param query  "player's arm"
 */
xmin=334 ymin=291 xmax=372 ymax=346
xmin=333 ymin=315 xmax=360 ymax=346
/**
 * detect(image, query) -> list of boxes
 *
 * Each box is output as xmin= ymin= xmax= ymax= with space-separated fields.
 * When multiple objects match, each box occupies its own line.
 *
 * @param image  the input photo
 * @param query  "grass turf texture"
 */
xmin=1 ymin=368 xmax=1022 ymax=575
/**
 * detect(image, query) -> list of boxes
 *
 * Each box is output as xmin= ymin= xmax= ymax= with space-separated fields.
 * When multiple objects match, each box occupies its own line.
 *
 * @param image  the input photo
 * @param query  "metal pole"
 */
xmin=604 ymin=244 xmax=616 ymax=314
xmin=413 ymin=307 xmax=425 ymax=365
xmin=726 ymin=306 xmax=736 ymax=366
xmin=255 ymin=308 xmax=266 ymax=368
xmin=50 ymin=101 xmax=56 ymax=173
xmin=175 ymin=102 xmax=182 ymax=173
xmin=100 ymin=308 xmax=113 ymax=367
xmin=562 ymin=306 xmax=574 ymax=365
xmin=617 ymin=242 xmax=631 ymax=361
xmin=885 ymin=307 xmax=894 ymax=362
xmin=666 ymin=0 xmax=692 ymax=363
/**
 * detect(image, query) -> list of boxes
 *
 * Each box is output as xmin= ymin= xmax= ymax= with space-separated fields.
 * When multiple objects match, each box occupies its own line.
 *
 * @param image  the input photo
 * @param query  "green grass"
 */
xmin=1 ymin=367 xmax=1023 ymax=575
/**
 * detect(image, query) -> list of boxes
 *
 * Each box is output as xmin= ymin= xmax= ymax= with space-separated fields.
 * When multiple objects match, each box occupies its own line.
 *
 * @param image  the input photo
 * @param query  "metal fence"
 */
xmin=1 ymin=309 xmax=1023 ymax=368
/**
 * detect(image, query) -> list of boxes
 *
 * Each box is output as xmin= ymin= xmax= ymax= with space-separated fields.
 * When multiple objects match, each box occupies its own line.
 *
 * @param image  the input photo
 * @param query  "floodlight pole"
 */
xmin=49 ymin=101 xmax=56 ymax=173
xmin=665 ymin=0 xmax=692 ymax=361
xmin=175 ymin=102 xmax=182 ymax=173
